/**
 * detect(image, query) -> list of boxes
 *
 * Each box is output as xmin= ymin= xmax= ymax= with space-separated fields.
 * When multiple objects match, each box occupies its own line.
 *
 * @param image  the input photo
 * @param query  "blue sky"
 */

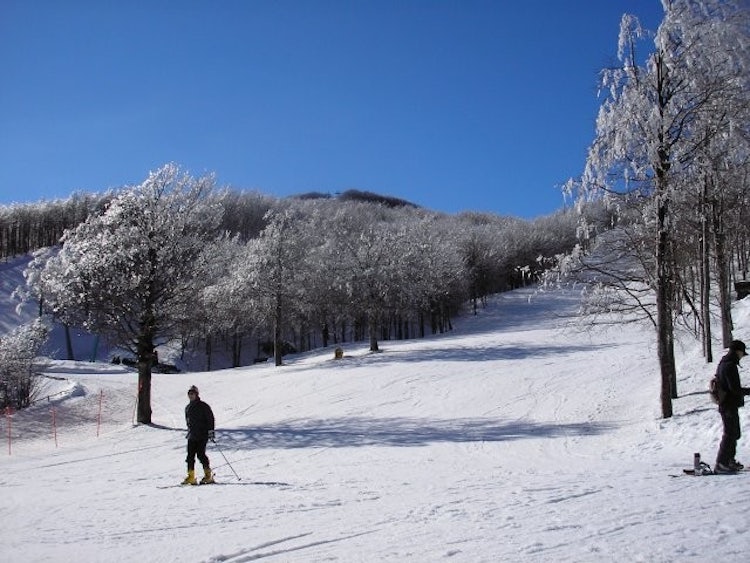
xmin=0 ymin=1 xmax=663 ymax=219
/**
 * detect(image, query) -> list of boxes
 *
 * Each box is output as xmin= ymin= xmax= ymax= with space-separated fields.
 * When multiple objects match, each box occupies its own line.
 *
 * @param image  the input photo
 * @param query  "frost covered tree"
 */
xmin=456 ymin=214 xmax=508 ymax=313
xmin=0 ymin=191 xmax=113 ymax=260
xmin=393 ymin=212 xmax=466 ymax=337
xmin=0 ymin=319 xmax=49 ymax=409
xmin=300 ymin=206 xmax=357 ymax=348
xmin=253 ymin=207 xmax=313 ymax=365
xmin=576 ymin=0 xmax=749 ymax=418
xmin=687 ymin=2 xmax=750 ymax=353
xmin=26 ymin=164 xmax=222 ymax=424
xmin=179 ymin=234 xmax=249 ymax=370
xmin=320 ymin=202 xmax=407 ymax=352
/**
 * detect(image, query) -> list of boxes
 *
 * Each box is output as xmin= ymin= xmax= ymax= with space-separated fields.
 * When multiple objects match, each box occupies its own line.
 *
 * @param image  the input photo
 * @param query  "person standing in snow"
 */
xmin=715 ymin=340 xmax=750 ymax=474
xmin=182 ymin=385 xmax=216 ymax=485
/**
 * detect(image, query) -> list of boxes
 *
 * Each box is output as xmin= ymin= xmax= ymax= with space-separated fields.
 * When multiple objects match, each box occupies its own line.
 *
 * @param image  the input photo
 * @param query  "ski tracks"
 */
xmin=499 ymin=478 xmax=644 ymax=561
xmin=204 ymin=530 xmax=377 ymax=562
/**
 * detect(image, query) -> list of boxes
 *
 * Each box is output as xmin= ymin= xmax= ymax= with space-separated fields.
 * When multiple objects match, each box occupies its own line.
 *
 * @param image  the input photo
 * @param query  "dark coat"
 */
xmin=185 ymin=398 xmax=215 ymax=441
xmin=717 ymin=352 xmax=750 ymax=410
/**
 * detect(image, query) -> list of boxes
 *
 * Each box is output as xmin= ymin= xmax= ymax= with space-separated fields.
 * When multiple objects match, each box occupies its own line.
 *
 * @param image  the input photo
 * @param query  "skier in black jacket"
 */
xmin=182 ymin=385 xmax=215 ymax=485
xmin=715 ymin=340 xmax=750 ymax=473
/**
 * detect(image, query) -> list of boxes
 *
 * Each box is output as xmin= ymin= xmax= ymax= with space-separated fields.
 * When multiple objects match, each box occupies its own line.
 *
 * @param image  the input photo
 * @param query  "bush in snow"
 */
xmin=0 ymin=319 xmax=50 ymax=410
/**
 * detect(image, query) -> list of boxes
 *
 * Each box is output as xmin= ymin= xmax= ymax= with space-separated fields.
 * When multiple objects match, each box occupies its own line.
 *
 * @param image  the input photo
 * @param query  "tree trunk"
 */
xmin=137 ymin=368 xmax=152 ymax=424
xmin=656 ymin=197 xmax=674 ymax=418
xmin=274 ymin=290 xmax=283 ymax=366
xmin=656 ymin=289 xmax=674 ymax=417
xmin=654 ymin=63 xmax=676 ymax=417
xmin=64 ymin=324 xmax=74 ymax=361
xmin=136 ymin=337 xmax=154 ymax=425
xmin=232 ymin=332 xmax=242 ymax=368
xmin=368 ymin=311 xmax=379 ymax=352
xmin=701 ymin=211 xmax=713 ymax=362
xmin=136 ymin=298 xmax=157 ymax=425
xmin=205 ymin=335 xmax=212 ymax=372
xmin=667 ymin=313 xmax=677 ymax=400
xmin=714 ymin=223 xmax=733 ymax=348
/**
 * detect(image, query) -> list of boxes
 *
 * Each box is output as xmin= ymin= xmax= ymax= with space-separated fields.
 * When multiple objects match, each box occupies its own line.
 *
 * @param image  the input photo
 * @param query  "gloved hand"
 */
xmin=208 ymin=430 xmax=215 ymax=442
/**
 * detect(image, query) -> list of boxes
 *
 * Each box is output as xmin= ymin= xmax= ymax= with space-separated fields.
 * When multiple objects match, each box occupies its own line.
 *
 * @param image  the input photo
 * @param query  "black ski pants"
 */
xmin=186 ymin=438 xmax=210 ymax=471
xmin=717 ymin=407 xmax=741 ymax=466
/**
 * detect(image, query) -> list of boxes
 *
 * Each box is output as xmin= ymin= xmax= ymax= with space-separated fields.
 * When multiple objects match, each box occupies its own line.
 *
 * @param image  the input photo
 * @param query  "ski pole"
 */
xmin=212 ymin=436 xmax=241 ymax=481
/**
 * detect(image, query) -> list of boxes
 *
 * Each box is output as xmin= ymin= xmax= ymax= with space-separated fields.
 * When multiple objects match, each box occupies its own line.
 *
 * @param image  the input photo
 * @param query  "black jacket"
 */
xmin=717 ymin=352 xmax=750 ymax=410
xmin=185 ymin=399 xmax=215 ymax=441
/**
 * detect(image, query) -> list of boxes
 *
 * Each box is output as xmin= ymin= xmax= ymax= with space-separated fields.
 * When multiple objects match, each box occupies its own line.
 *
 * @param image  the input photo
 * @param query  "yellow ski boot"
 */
xmin=200 ymin=466 xmax=215 ymax=484
xmin=181 ymin=469 xmax=197 ymax=485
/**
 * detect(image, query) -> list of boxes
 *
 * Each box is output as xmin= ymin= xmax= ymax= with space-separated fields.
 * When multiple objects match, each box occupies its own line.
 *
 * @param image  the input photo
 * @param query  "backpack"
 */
xmin=709 ymin=375 xmax=727 ymax=405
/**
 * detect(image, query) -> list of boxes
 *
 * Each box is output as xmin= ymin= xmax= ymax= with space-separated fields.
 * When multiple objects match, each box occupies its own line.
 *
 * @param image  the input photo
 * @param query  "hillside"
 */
xmin=1 ymin=255 xmax=103 ymax=362
xmin=2 ymin=281 xmax=750 ymax=561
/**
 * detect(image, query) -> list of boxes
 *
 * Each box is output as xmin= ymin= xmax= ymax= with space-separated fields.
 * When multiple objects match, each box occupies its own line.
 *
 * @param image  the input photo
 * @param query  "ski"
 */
xmin=158 ymin=480 xmax=290 ymax=489
xmin=157 ymin=480 xmax=217 ymax=489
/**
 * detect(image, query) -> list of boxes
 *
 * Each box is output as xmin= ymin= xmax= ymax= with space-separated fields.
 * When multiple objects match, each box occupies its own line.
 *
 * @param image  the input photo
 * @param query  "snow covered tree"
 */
xmin=0 ymin=319 xmax=49 ymax=409
xmin=300 ymin=207 xmax=356 ymax=348
xmin=395 ymin=213 xmax=466 ymax=337
xmin=253 ymin=206 xmax=313 ymax=365
xmin=319 ymin=202 xmax=406 ymax=352
xmin=176 ymin=234 xmax=250 ymax=370
xmin=217 ymin=189 xmax=275 ymax=241
xmin=0 ymin=192 xmax=112 ymax=260
xmin=456 ymin=214 xmax=509 ymax=314
xmin=26 ymin=164 xmax=222 ymax=424
xmin=688 ymin=2 xmax=750 ymax=352
xmin=576 ymin=0 xmax=750 ymax=418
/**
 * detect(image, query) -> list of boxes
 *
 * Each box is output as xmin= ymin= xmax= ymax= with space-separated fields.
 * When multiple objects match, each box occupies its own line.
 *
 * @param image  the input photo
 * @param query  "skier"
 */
xmin=182 ymin=385 xmax=216 ymax=485
xmin=715 ymin=340 xmax=750 ymax=474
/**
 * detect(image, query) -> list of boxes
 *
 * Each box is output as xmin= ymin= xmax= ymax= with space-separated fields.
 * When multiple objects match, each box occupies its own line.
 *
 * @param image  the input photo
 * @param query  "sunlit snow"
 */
xmin=3 ymin=259 xmax=750 ymax=561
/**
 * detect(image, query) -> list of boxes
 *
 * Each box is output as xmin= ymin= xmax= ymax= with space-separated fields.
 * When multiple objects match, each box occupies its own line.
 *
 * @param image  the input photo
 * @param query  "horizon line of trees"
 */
xmin=7 ymin=164 xmax=586 ymax=422
xmin=0 ymin=187 xmax=434 ymax=262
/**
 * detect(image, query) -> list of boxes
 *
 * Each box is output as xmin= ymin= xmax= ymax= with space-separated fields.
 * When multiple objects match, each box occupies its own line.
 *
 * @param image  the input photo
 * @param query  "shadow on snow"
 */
xmin=216 ymin=416 xmax=615 ymax=451
xmin=289 ymin=342 xmax=615 ymax=371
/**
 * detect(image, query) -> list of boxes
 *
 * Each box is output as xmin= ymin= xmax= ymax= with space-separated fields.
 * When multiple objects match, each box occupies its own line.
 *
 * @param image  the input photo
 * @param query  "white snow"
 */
xmin=3 ymin=285 xmax=750 ymax=562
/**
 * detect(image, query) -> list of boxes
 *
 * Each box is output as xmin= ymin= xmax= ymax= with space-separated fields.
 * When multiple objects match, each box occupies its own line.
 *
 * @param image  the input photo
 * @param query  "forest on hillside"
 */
xmin=1 ymin=176 xmax=587 ymax=362
xmin=1 ymin=173 xmax=591 ymax=419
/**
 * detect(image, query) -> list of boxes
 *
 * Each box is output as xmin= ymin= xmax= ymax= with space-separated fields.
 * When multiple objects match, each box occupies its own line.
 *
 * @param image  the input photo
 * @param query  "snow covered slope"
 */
xmin=2 ymin=286 xmax=750 ymax=562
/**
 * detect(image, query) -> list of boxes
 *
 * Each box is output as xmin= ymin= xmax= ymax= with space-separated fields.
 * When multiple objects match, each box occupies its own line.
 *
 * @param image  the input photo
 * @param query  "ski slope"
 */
xmin=3 ymin=286 xmax=750 ymax=562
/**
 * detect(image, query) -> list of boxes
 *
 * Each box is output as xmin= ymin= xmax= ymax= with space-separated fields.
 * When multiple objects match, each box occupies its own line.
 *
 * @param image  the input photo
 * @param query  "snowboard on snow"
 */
xmin=681 ymin=467 xmax=750 ymax=476
xmin=673 ymin=461 xmax=750 ymax=476
xmin=671 ymin=454 xmax=750 ymax=477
